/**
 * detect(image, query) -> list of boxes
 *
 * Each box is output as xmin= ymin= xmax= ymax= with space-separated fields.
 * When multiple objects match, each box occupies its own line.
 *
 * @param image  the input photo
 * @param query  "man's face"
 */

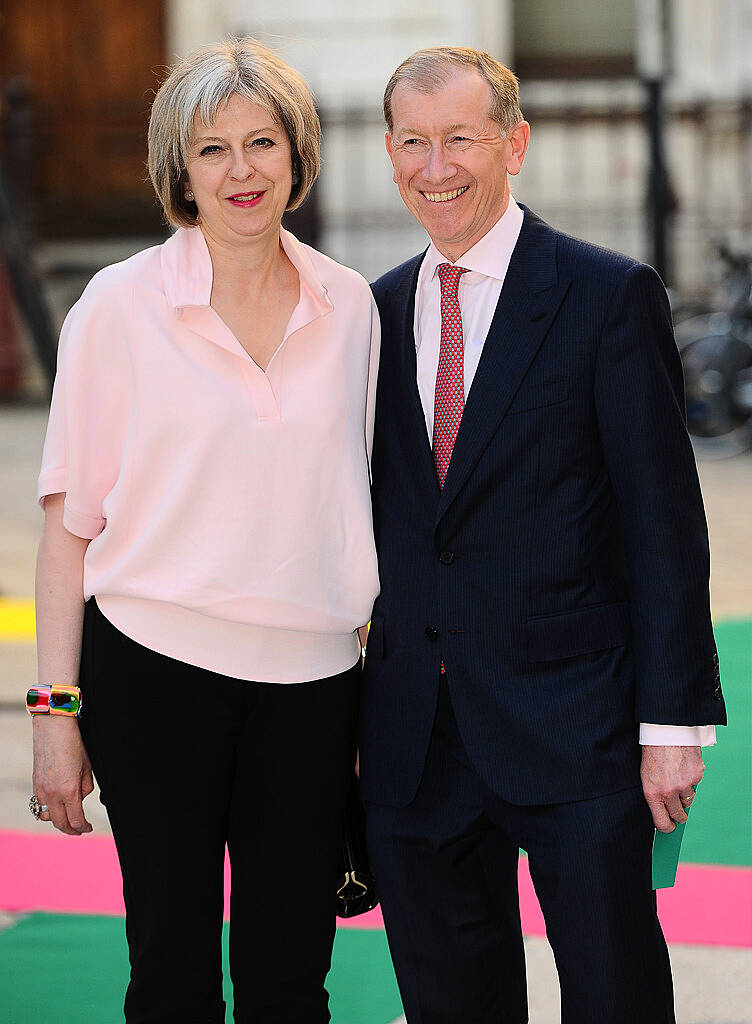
xmin=386 ymin=69 xmax=529 ymax=261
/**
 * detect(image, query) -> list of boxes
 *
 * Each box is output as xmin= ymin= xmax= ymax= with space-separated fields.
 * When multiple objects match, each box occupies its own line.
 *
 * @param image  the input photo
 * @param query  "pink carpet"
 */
xmin=1 ymin=830 xmax=749 ymax=947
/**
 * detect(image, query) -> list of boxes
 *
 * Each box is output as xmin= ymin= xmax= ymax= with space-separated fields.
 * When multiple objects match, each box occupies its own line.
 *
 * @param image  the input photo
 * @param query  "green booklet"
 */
xmin=651 ymin=791 xmax=694 ymax=889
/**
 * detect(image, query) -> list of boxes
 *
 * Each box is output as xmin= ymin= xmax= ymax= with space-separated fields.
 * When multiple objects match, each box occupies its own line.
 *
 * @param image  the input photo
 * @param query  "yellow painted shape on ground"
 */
xmin=0 ymin=600 xmax=36 ymax=642
xmin=0 ymin=602 xmax=734 ymax=646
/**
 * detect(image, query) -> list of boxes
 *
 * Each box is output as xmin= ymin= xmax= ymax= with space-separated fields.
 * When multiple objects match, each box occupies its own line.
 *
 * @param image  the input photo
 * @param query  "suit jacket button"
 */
xmin=439 ymin=551 xmax=455 ymax=565
xmin=425 ymin=626 xmax=439 ymax=641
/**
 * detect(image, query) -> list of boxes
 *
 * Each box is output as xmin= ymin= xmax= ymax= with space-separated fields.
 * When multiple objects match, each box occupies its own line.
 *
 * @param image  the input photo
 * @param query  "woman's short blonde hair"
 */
xmin=384 ymin=46 xmax=523 ymax=135
xmin=148 ymin=37 xmax=321 ymax=228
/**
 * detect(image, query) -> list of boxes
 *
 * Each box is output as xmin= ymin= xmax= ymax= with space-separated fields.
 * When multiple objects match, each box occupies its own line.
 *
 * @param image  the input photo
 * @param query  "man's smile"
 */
xmin=420 ymin=186 xmax=470 ymax=203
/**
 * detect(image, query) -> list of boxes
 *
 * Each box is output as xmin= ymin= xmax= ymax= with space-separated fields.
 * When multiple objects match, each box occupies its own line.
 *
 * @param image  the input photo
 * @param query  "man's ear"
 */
xmin=385 ymin=131 xmax=398 ymax=183
xmin=506 ymin=121 xmax=530 ymax=176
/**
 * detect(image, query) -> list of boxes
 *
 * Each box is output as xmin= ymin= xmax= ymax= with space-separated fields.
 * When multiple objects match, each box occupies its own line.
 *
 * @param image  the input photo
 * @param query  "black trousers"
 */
xmin=366 ymin=678 xmax=675 ymax=1024
xmin=79 ymin=599 xmax=359 ymax=1024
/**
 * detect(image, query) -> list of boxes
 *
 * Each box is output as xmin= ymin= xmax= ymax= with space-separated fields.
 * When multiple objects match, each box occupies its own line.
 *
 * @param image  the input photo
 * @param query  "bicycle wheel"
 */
xmin=675 ymin=313 xmax=752 ymax=459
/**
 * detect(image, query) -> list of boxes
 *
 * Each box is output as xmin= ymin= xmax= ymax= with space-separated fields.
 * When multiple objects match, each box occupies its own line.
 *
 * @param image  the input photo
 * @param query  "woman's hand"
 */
xmin=32 ymin=716 xmax=94 ymax=835
xmin=33 ymin=492 xmax=92 ymax=835
xmin=357 ymin=625 xmax=369 ymax=653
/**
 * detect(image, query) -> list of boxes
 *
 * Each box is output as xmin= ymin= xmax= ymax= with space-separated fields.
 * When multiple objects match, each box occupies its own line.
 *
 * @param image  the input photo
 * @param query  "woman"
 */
xmin=30 ymin=37 xmax=379 ymax=1023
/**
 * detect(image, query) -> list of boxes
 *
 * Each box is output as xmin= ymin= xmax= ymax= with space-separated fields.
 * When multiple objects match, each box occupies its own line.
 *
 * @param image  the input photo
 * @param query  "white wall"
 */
xmin=168 ymin=0 xmax=512 ymax=106
xmin=670 ymin=0 xmax=752 ymax=99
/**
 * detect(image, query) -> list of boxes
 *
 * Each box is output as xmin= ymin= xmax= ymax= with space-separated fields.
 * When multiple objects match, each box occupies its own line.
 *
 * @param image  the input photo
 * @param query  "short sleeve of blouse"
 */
xmin=37 ymin=269 xmax=132 ymax=539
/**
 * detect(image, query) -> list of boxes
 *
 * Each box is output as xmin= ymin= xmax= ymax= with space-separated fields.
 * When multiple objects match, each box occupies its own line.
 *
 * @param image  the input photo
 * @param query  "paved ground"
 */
xmin=0 ymin=405 xmax=750 ymax=1022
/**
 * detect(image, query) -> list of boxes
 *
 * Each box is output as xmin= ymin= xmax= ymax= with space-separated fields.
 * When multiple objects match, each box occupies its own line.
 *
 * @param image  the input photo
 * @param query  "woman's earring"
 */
xmin=185 ymin=190 xmax=195 ymax=201
xmin=291 ymin=167 xmax=300 ymax=186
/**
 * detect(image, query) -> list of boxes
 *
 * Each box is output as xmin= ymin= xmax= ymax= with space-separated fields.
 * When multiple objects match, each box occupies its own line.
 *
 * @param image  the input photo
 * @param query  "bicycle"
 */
xmin=674 ymin=245 xmax=752 ymax=459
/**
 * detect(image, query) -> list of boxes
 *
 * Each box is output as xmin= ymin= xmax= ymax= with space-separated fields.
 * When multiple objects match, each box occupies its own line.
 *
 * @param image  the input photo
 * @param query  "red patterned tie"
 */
xmin=434 ymin=264 xmax=468 ymax=677
xmin=433 ymin=263 xmax=469 ymax=488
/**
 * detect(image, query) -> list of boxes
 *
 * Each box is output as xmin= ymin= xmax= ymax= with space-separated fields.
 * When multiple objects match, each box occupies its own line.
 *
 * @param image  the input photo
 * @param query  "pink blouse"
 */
xmin=38 ymin=226 xmax=380 ymax=683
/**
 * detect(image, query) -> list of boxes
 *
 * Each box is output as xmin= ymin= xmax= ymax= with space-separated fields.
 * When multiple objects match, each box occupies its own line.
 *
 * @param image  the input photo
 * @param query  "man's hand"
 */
xmin=32 ymin=716 xmax=94 ymax=836
xmin=640 ymin=745 xmax=704 ymax=833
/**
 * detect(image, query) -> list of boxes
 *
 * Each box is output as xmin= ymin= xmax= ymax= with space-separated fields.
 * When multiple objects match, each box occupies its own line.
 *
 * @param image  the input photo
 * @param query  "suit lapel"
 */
xmin=436 ymin=209 xmax=571 ymax=523
xmin=388 ymin=252 xmax=441 ymax=504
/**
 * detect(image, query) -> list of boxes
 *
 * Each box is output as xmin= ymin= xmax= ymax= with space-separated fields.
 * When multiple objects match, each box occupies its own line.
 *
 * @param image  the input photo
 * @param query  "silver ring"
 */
xmin=29 ymin=795 xmax=49 ymax=820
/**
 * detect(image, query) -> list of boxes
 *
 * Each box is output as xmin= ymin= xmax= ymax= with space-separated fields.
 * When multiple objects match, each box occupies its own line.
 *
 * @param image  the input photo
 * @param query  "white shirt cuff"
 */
xmin=639 ymin=723 xmax=717 ymax=746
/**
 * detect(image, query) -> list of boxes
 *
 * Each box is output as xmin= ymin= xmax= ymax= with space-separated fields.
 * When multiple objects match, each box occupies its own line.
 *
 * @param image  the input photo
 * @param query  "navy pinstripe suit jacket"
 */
xmin=360 ymin=206 xmax=726 ymax=808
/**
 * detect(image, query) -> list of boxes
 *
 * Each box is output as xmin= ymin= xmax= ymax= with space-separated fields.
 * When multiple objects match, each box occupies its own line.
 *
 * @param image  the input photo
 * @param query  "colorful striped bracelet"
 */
xmin=26 ymin=684 xmax=82 ymax=718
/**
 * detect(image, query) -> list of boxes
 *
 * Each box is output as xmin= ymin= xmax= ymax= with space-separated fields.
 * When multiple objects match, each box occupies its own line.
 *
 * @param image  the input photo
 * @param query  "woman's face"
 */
xmin=184 ymin=92 xmax=293 ymax=248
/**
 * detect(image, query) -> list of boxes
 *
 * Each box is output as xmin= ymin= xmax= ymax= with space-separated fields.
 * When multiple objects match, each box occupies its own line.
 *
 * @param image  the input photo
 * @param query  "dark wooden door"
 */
xmin=0 ymin=0 xmax=166 ymax=237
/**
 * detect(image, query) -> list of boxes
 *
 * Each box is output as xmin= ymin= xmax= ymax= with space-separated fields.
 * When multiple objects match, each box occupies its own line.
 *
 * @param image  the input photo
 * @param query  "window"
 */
xmin=513 ymin=0 xmax=636 ymax=78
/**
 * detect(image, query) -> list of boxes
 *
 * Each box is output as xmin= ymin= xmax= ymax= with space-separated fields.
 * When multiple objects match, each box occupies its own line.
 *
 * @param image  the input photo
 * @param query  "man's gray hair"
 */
xmin=383 ymin=46 xmax=523 ymax=134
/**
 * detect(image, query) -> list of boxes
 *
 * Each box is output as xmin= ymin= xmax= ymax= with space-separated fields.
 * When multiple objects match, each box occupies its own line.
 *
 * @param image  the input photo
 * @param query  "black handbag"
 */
xmin=335 ymin=776 xmax=378 ymax=917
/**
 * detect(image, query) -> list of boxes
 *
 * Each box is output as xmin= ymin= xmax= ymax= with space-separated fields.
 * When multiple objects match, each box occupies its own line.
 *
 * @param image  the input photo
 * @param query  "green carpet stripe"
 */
xmin=0 ymin=914 xmax=402 ymax=1024
xmin=681 ymin=620 xmax=751 ymax=867
xmin=0 ymin=914 xmax=128 ymax=1024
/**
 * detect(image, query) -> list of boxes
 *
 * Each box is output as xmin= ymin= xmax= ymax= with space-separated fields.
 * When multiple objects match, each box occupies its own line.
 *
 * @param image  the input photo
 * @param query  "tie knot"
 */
xmin=437 ymin=263 xmax=469 ymax=297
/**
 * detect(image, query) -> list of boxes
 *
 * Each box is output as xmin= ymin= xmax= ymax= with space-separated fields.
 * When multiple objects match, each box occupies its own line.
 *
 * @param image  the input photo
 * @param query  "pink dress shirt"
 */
xmin=414 ymin=196 xmax=714 ymax=746
xmin=38 ymin=226 xmax=380 ymax=683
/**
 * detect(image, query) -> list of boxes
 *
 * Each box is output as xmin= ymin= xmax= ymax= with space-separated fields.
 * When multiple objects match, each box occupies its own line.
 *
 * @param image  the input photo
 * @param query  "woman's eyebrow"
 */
xmin=193 ymin=125 xmax=282 ymax=143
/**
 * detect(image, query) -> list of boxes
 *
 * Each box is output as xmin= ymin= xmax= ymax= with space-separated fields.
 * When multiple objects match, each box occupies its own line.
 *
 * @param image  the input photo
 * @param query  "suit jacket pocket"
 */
xmin=511 ymin=377 xmax=569 ymax=414
xmin=526 ymin=601 xmax=631 ymax=662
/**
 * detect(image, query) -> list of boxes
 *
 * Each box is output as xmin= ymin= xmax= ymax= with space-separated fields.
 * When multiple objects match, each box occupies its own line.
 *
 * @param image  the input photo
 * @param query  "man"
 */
xmin=360 ymin=47 xmax=726 ymax=1024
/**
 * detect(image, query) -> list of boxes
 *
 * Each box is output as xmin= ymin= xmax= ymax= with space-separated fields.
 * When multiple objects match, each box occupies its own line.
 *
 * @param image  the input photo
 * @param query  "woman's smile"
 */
xmin=225 ymin=190 xmax=266 ymax=207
